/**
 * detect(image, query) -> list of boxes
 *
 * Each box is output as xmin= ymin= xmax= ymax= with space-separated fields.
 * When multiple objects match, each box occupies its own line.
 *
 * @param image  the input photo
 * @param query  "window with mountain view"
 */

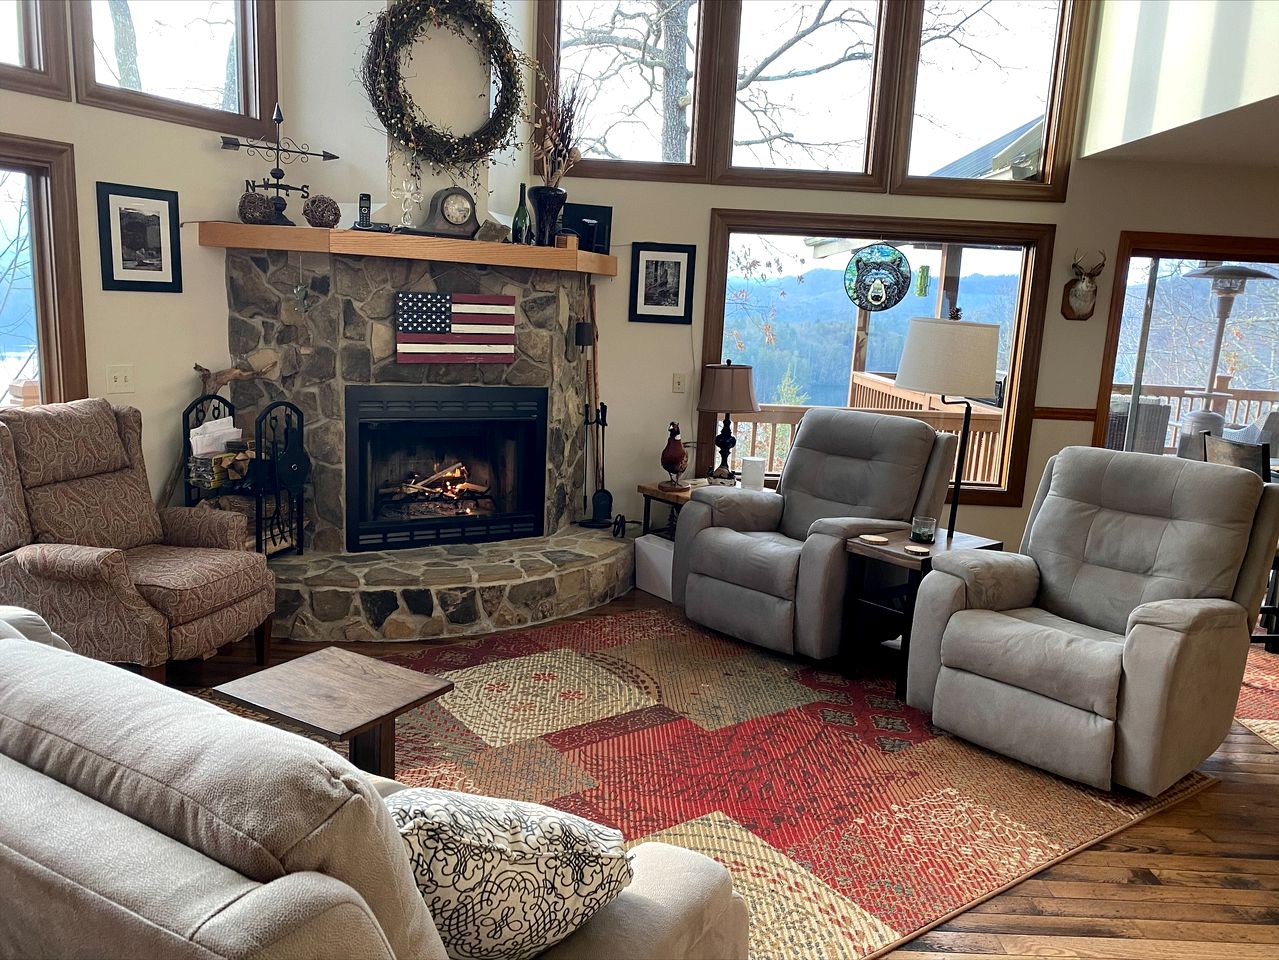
xmin=1102 ymin=254 xmax=1279 ymax=457
xmin=69 ymin=0 xmax=275 ymax=137
xmin=705 ymin=214 xmax=1053 ymax=499
xmin=0 ymin=169 xmax=43 ymax=405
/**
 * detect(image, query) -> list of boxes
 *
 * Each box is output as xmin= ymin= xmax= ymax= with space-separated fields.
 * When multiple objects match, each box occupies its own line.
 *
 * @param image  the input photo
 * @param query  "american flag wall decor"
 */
xmin=395 ymin=292 xmax=517 ymax=364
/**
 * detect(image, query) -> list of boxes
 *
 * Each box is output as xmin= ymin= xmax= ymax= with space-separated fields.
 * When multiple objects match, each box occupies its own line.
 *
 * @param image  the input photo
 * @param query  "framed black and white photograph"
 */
xmin=96 ymin=182 xmax=182 ymax=293
xmin=629 ymin=242 xmax=695 ymax=324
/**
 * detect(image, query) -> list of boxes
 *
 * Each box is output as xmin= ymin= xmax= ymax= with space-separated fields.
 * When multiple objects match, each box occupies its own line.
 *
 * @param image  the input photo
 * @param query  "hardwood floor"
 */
xmin=199 ymin=593 xmax=1279 ymax=959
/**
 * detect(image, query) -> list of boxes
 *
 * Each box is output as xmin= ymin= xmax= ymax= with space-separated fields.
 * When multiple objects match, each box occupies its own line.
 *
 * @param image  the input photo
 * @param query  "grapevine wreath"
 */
xmin=360 ymin=0 xmax=530 ymax=177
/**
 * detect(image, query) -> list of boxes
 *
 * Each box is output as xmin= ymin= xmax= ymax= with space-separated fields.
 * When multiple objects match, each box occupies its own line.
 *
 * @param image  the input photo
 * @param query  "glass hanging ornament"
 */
xmin=844 ymin=242 xmax=911 ymax=312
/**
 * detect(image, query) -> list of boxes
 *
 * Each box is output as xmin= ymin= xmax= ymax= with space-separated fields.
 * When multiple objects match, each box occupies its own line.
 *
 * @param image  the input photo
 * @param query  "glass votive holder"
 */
xmin=910 ymin=516 xmax=937 ymax=544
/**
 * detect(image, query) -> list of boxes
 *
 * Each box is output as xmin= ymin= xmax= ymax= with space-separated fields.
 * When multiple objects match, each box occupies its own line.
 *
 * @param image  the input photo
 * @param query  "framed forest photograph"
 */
xmin=629 ymin=242 xmax=695 ymax=324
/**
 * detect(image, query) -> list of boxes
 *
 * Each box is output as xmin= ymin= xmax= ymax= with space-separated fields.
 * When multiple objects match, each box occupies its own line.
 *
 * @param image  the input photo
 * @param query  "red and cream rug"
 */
xmin=1239 ymin=646 xmax=1279 ymax=750
xmin=361 ymin=607 xmax=1209 ymax=959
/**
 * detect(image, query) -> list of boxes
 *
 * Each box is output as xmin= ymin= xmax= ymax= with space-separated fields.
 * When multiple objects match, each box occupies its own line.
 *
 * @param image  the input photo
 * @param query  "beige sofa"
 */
xmin=0 ymin=614 xmax=748 ymax=960
xmin=907 ymin=447 xmax=1279 ymax=795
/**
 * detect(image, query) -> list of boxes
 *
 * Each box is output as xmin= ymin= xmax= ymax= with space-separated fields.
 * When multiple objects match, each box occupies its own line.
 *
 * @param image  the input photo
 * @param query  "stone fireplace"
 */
xmin=223 ymin=249 xmax=587 ymax=552
xmin=345 ymin=384 xmax=547 ymax=550
xmin=214 ymin=242 xmax=632 ymax=641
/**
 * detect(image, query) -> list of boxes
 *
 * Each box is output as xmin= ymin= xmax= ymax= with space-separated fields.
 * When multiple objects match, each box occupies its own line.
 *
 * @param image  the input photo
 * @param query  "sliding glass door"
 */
xmin=1099 ymin=237 xmax=1279 ymax=457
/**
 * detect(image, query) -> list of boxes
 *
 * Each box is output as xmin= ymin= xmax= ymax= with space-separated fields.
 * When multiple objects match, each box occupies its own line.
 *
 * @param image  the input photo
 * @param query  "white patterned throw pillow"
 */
xmin=384 ymin=787 xmax=633 ymax=960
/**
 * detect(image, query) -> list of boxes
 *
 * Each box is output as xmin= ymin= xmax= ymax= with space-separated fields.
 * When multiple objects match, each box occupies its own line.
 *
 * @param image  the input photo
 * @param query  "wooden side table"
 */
xmin=212 ymin=646 xmax=453 ymax=778
xmin=846 ymin=529 xmax=1003 ymax=698
xmin=636 ymin=482 xmax=694 ymax=540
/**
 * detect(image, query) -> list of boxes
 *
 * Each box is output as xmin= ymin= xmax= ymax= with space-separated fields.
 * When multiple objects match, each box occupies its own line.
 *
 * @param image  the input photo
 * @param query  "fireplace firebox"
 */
xmin=345 ymin=385 xmax=547 ymax=551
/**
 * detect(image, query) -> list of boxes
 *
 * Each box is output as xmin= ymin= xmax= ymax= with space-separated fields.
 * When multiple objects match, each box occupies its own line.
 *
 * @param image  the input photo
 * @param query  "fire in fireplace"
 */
xmin=345 ymin=385 xmax=547 ymax=550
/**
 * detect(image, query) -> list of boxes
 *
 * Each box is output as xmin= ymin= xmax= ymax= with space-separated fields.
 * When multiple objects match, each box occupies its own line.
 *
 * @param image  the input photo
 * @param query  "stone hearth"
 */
xmin=268 ymin=527 xmax=633 ymax=641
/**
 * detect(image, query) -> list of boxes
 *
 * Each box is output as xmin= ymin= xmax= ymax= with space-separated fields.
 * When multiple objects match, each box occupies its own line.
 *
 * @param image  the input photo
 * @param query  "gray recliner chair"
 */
xmin=673 ymin=408 xmax=957 ymax=659
xmin=908 ymin=446 xmax=1279 ymax=796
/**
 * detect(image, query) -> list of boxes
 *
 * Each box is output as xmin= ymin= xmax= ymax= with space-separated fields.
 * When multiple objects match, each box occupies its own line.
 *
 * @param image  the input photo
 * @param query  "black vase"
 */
xmin=528 ymin=185 xmax=568 ymax=247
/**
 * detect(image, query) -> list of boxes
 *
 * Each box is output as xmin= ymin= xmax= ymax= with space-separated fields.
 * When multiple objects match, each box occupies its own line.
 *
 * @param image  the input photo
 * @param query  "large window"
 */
xmin=703 ymin=210 xmax=1054 ymax=505
xmin=537 ymin=0 xmax=1089 ymax=197
xmin=0 ymin=0 xmax=71 ymax=100
xmin=0 ymin=133 xmax=87 ymax=405
xmin=1095 ymin=233 xmax=1279 ymax=457
xmin=891 ymin=0 xmax=1084 ymax=200
xmin=69 ymin=0 xmax=277 ymax=138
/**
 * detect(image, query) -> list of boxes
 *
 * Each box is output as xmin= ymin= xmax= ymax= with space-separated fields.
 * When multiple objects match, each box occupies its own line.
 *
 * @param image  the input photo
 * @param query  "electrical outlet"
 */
xmin=672 ymin=372 xmax=687 ymax=394
xmin=106 ymin=364 xmax=135 ymax=394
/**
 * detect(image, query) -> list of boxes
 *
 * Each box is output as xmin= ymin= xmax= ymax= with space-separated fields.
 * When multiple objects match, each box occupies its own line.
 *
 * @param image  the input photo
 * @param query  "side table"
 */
xmin=846 ymin=529 xmax=1002 ymax=699
xmin=636 ymin=482 xmax=693 ymax=540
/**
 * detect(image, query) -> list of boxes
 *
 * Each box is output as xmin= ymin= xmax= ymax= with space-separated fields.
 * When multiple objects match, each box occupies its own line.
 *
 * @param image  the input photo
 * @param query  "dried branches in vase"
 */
xmin=532 ymin=80 xmax=583 ymax=187
xmin=527 ymin=81 xmax=582 ymax=246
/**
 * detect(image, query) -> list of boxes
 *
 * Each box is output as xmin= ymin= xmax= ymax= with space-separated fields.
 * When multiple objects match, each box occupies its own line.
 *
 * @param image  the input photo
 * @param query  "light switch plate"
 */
xmin=106 ymin=364 xmax=135 ymax=394
xmin=672 ymin=372 xmax=687 ymax=394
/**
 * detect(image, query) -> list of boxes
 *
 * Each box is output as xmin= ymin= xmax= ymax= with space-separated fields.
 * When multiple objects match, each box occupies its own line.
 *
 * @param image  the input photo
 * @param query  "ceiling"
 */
xmin=1087 ymin=94 xmax=1279 ymax=167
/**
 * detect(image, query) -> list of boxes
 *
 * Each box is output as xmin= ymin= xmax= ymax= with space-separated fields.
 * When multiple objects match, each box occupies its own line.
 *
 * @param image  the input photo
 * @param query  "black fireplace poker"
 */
xmin=578 ymin=401 xmax=613 ymax=529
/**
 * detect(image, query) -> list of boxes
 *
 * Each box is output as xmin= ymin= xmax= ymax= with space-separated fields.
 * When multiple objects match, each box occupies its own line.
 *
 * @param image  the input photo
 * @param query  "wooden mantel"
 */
xmin=196 ymin=221 xmax=617 ymax=277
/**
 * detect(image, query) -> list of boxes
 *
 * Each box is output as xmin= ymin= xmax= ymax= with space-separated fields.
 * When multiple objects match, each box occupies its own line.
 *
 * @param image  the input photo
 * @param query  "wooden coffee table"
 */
xmin=212 ymin=646 xmax=453 ymax=778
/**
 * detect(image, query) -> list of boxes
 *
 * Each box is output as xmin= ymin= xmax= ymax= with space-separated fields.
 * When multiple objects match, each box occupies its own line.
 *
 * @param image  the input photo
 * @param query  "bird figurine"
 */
xmin=659 ymin=421 xmax=690 ymax=491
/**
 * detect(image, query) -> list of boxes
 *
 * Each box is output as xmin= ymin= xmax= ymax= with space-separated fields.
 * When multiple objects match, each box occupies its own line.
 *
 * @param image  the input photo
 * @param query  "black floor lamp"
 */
xmin=893 ymin=314 xmax=1000 ymax=539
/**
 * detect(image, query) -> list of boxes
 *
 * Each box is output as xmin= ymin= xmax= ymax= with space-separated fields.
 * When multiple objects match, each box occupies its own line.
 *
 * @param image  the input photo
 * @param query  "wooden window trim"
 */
xmin=701 ymin=208 xmax=1054 ymax=508
xmin=704 ymin=0 xmax=900 ymax=193
xmin=0 ymin=0 xmax=72 ymax=101
xmin=888 ymin=0 xmax=1090 ymax=203
xmin=0 ymin=132 xmax=88 ymax=403
xmin=534 ymin=0 xmax=721 ymax=184
xmin=69 ymin=0 xmax=277 ymax=139
xmin=1091 ymin=231 xmax=1279 ymax=448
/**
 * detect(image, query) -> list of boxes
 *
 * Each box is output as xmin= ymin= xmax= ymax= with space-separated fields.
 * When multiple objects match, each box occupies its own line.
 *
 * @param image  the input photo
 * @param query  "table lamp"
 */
xmin=894 ymin=314 xmax=999 ymax=539
xmin=697 ymin=359 xmax=761 ymax=484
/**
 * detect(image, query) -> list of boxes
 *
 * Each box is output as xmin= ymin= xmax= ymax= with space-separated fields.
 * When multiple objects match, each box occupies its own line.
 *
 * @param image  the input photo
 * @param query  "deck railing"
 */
xmin=1110 ymin=382 xmax=1279 ymax=452
xmin=731 ymin=402 xmax=1004 ymax=484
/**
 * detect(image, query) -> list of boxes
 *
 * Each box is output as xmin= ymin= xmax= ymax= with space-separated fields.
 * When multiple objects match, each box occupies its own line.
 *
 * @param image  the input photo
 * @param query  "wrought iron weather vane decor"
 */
xmin=220 ymin=103 xmax=338 ymax=225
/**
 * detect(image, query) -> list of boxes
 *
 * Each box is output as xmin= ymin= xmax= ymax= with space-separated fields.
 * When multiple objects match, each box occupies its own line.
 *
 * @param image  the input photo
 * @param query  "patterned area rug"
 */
xmin=348 ymin=608 xmax=1206 ymax=959
xmin=1239 ymin=646 xmax=1279 ymax=749
xmin=203 ymin=609 xmax=1215 ymax=957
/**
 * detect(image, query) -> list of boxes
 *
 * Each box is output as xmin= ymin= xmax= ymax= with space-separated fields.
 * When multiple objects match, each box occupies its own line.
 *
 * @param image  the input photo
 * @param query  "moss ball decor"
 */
xmin=237 ymin=191 xmax=276 ymax=225
xmin=302 ymin=194 xmax=341 ymax=228
xmin=360 ymin=0 xmax=531 ymax=177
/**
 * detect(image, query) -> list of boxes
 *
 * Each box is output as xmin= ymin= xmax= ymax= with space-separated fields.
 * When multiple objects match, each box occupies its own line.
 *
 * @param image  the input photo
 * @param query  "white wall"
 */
xmin=1083 ymin=0 xmax=1279 ymax=157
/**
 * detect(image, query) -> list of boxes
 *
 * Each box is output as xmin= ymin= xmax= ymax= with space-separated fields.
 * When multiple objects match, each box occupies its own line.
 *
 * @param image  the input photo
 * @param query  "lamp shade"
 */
xmin=894 ymin=317 xmax=999 ymax=397
xmin=697 ymin=360 xmax=761 ymax=413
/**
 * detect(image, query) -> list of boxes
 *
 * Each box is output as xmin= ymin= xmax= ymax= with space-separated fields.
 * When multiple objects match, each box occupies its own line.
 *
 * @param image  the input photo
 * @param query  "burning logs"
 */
xmin=376 ymin=462 xmax=494 ymax=520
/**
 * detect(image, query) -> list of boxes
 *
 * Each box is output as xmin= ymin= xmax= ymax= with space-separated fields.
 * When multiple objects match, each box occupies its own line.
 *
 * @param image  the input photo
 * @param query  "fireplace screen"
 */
xmin=346 ymin=386 xmax=547 ymax=550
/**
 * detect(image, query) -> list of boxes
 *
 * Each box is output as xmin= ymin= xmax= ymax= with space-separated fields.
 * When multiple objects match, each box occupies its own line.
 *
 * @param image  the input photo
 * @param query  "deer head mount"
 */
xmin=1061 ymin=249 xmax=1107 ymax=321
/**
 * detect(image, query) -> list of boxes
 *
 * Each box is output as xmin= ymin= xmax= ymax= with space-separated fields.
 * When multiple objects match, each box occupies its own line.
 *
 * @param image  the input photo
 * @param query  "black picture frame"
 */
xmin=629 ymin=242 xmax=695 ymax=325
xmin=95 ymin=181 xmax=182 ymax=293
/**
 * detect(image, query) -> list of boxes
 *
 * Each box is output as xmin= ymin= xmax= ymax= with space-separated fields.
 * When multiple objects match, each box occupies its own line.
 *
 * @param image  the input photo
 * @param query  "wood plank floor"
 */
xmin=200 ymin=593 xmax=1279 ymax=959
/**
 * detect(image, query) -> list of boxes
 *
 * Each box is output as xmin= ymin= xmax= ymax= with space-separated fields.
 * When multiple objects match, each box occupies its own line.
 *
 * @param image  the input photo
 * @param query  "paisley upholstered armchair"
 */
xmin=0 ymin=399 xmax=275 ymax=680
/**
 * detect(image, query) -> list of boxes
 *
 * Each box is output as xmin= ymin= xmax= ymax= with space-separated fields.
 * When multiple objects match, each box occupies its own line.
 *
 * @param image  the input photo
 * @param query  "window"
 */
xmin=890 ymin=0 xmax=1087 ymax=200
xmin=537 ymin=0 xmax=1089 ymax=198
xmin=69 ymin=0 xmax=277 ymax=138
xmin=703 ymin=210 xmax=1054 ymax=505
xmin=1095 ymin=232 xmax=1279 ymax=457
xmin=0 ymin=133 xmax=88 ymax=405
xmin=0 ymin=0 xmax=72 ymax=100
